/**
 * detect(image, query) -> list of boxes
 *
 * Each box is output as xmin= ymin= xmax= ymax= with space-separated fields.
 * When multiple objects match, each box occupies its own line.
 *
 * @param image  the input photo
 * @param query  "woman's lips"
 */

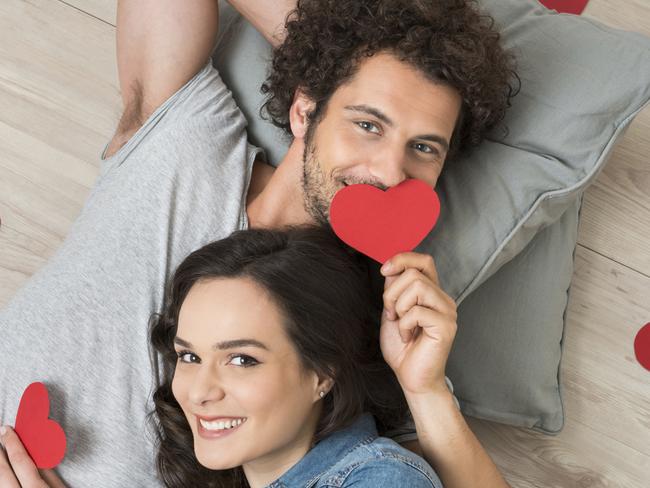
xmin=195 ymin=416 xmax=247 ymax=440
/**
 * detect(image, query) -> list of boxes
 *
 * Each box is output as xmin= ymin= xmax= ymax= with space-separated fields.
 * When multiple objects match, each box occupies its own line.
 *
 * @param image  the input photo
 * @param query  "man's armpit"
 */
xmin=105 ymin=80 xmax=147 ymax=159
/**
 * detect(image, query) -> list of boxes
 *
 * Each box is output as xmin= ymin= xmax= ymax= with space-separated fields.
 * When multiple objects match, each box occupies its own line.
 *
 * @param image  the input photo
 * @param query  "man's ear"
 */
xmin=289 ymin=88 xmax=316 ymax=140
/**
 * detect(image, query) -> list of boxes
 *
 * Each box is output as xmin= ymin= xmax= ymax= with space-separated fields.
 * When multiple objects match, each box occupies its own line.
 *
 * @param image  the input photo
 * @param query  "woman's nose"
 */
xmin=188 ymin=365 xmax=226 ymax=406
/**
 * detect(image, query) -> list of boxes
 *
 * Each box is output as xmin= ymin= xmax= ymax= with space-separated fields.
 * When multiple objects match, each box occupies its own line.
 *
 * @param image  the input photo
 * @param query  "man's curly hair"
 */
xmin=261 ymin=0 xmax=520 ymax=161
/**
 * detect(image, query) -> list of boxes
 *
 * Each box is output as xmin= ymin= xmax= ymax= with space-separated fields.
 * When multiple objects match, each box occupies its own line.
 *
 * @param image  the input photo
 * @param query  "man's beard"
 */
xmin=301 ymin=125 xmax=338 ymax=226
xmin=301 ymin=123 xmax=389 ymax=226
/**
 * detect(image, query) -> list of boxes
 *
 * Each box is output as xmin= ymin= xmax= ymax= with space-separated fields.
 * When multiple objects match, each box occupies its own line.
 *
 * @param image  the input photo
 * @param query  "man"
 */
xmin=0 ymin=0 xmax=517 ymax=486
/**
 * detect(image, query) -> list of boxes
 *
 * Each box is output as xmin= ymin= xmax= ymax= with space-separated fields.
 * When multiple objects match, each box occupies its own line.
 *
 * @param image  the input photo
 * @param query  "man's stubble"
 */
xmin=301 ymin=120 xmax=388 ymax=227
xmin=301 ymin=121 xmax=337 ymax=226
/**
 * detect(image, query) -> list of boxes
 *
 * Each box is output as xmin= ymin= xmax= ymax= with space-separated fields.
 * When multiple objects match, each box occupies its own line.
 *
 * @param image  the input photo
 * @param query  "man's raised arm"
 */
xmin=227 ymin=0 xmax=296 ymax=48
xmin=106 ymin=0 xmax=220 ymax=158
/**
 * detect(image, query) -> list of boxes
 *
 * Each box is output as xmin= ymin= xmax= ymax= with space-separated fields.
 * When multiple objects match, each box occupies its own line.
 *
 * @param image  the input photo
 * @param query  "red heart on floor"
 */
xmin=14 ymin=382 xmax=66 ymax=469
xmin=330 ymin=179 xmax=440 ymax=263
xmin=634 ymin=323 xmax=650 ymax=372
xmin=538 ymin=0 xmax=589 ymax=15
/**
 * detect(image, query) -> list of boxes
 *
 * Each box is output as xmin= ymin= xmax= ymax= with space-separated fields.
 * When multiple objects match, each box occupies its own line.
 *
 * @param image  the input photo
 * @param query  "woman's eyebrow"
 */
xmin=213 ymin=339 xmax=270 ymax=351
xmin=174 ymin=336 xmax=269 ymax=351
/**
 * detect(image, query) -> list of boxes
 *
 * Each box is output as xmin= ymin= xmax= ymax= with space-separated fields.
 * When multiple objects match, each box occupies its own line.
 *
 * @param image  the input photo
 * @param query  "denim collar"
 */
xmin=267 ymin=413 xmax=378 ymax=488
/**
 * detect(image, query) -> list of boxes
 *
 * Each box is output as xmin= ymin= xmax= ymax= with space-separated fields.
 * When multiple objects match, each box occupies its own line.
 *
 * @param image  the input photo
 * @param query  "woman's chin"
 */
xmin=196 ymin=451 xmax=242 ymax=471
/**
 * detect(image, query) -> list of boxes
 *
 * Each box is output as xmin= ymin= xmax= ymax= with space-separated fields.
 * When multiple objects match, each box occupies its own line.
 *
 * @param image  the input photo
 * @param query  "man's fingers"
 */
xmin=379 ymin=310 xmax=404 ymax=365
xmin=397 ymin=305 xmax=457 ymax=344
xmin=392 ymin=279 xmax=455 ymax=320
xmin=0 ymin=426 xmax=48 ymax=488
xmin=383 ymin=268 xmax=430 ymax=320
xmin=381 ymin=252 xmax=439 ymax=285
xmin=397 ymin=305 xmax=431 ymax=343
xmin=384 ymin=266 xmax=455 ymax=322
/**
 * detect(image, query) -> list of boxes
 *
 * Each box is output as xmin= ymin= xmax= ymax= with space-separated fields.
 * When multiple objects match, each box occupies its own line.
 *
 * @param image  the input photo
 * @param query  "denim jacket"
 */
xmin=266 ymin=414 xmax=444 ymax=488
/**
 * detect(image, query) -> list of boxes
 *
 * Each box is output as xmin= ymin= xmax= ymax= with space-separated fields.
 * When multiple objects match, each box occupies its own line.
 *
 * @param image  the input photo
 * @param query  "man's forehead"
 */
xmin=332 ymin=52 xmax=461 ymax=129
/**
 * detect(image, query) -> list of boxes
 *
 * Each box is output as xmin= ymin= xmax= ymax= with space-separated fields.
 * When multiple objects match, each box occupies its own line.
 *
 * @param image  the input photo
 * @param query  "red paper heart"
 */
xmin=538 ymin=0 xmax=589 ymax=15
xmin=14 ymin=382 xmax=66 ymax=469
xmin=634 ymin=323 xmax=650 ymax=372
xmin=330 ymin=179 xmax=440 ymax=263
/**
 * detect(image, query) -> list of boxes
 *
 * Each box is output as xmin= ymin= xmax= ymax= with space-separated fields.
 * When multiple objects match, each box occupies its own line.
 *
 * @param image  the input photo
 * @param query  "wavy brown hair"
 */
xmin=148 ymin=226 xmax=408 ymax=487
xmin=262 ymin=0 xmax=520 ymax=160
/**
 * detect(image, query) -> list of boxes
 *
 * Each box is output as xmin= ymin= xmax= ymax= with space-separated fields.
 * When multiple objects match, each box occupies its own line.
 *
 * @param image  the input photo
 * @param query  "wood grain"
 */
xmin=561 ymin=245 xmax=650 ymax=454
xmin=0 ymin=0 xmax=119 ymax=305
xmin=468 ymin=414 xmax=649 ymax=487
xmin=578 ymin=116 xmax=650 ymax=276
xmin=60 ymin=0 xmax=116 ymax=26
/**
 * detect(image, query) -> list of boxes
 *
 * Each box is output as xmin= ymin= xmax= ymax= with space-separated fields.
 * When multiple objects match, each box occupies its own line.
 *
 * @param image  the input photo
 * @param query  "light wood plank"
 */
xmin=583 ymin=0 xmax=650 ymax=34
xmin=59 ymin=0 xmax=117 ymax=26
xmin=0 ymin=0 xmax=119 ymax=305
xmin=577 ymin=109 xmax=650 ymax=277
xmin=0 ymin=0 xmax=119 ymax=161
xmin=468 ymin=415 xmax=650 ymax=488
xmin=563 ymin=245 xmax=650 ymax=455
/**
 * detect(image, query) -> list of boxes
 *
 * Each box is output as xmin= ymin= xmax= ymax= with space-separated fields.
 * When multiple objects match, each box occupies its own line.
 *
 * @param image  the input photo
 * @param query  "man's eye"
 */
xmin=356 ymin=121 xmax=380 ymax=134
xmin=413 ymin=142 xmax=437 ymax=155
xmin=228 ymin=354 xmax=259 ymax=368
xmin=176 ymin=350 xmax=200 ymax=364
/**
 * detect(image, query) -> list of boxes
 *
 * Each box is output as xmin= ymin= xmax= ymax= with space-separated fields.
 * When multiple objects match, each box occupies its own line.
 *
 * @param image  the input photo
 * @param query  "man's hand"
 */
xmin=379 ymin=253 xmax=511 ymax=488
xmin=0 ymin=426 xmax=66 ymax=488
xmin=379 ymin=252 xmax=457 ymax=396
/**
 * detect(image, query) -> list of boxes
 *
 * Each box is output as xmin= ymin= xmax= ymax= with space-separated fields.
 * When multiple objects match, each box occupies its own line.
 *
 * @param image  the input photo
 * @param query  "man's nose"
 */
xmin=188 ymin=364 xmax=226 ymax=406
xmin=368 ymin=148 xmax=408 ymax=188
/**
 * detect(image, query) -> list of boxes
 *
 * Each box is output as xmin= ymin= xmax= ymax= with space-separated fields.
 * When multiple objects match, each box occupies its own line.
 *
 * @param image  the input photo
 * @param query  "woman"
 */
xmin=0 ymin=225 xmax=453 ymax=487
xmin=148 ymin=226 xmax=444 ymax=487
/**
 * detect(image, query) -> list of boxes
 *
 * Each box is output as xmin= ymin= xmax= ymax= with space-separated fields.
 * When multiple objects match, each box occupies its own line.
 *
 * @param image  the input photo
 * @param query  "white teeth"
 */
xmin=199 ymin=418 xmax=246 ymax=431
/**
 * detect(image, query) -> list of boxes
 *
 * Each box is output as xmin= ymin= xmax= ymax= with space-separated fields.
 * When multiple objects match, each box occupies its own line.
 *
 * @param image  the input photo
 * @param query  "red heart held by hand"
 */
xmin=330 ymin=179 xmax=440 ymax=263
xmin=14 ymin=382 xmax=66 ymax=469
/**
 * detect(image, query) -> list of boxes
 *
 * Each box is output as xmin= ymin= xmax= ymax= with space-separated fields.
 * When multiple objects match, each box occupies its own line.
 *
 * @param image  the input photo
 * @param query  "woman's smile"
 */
xmin=196 ymin=415 xmax=248 ymax=439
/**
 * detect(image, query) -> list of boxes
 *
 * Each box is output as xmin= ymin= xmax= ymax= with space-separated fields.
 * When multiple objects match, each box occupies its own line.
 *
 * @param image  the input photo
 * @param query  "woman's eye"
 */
xmin=176 ymin=351 xmax=199 ymax=364
xmin=228 ymin=355 xmax=259 ymax=368
xmin=356 ymin=121 xmax=380 ymax=134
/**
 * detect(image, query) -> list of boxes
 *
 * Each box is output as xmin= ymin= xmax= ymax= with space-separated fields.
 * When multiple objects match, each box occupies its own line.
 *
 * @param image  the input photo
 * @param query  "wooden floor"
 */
xmin=1 ymin=1 xmax=649 ymax=486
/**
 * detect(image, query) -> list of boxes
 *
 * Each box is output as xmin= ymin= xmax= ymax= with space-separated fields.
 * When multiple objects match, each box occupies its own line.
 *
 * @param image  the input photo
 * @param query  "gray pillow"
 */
xmin=426 ymin=0 xmax=650 ymax=303
xmin=449 ymin=196 xmax=582 ymax=433
xmin=212 ymin=0 xmax=650 ymax=433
